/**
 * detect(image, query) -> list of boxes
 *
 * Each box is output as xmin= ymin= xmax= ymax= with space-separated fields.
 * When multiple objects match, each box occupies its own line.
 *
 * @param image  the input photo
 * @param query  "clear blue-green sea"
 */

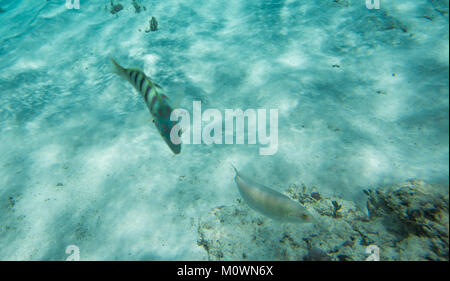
xmin=0 ymin=0 xmax=448 ymax=261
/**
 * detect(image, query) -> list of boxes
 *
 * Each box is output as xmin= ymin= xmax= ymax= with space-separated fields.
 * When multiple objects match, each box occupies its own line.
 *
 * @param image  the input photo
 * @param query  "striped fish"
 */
xmin=110 ymin=58 xmax=181 ymax=154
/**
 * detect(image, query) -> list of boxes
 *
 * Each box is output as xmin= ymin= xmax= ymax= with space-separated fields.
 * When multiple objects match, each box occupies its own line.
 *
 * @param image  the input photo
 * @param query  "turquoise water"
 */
xmin=0 ymin=0 xmax=448 ymax=260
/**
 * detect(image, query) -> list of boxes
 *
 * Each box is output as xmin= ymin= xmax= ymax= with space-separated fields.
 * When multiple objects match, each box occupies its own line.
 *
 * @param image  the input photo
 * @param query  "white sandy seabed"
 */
xmin=0 ymin=0 xmax=448 ymax=260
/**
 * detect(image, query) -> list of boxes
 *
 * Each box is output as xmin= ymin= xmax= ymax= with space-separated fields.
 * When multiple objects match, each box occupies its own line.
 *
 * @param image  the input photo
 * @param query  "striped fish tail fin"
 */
xmin=230 ymin=163 xmax=239 ymax=175
xmin=110 ymin=58 xmax=127 ymax=79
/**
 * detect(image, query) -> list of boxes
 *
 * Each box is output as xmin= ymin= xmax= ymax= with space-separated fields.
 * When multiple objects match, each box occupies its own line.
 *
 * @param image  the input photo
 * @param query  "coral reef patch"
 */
xmin=197 ymin=180 xmax=449 ymax=261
